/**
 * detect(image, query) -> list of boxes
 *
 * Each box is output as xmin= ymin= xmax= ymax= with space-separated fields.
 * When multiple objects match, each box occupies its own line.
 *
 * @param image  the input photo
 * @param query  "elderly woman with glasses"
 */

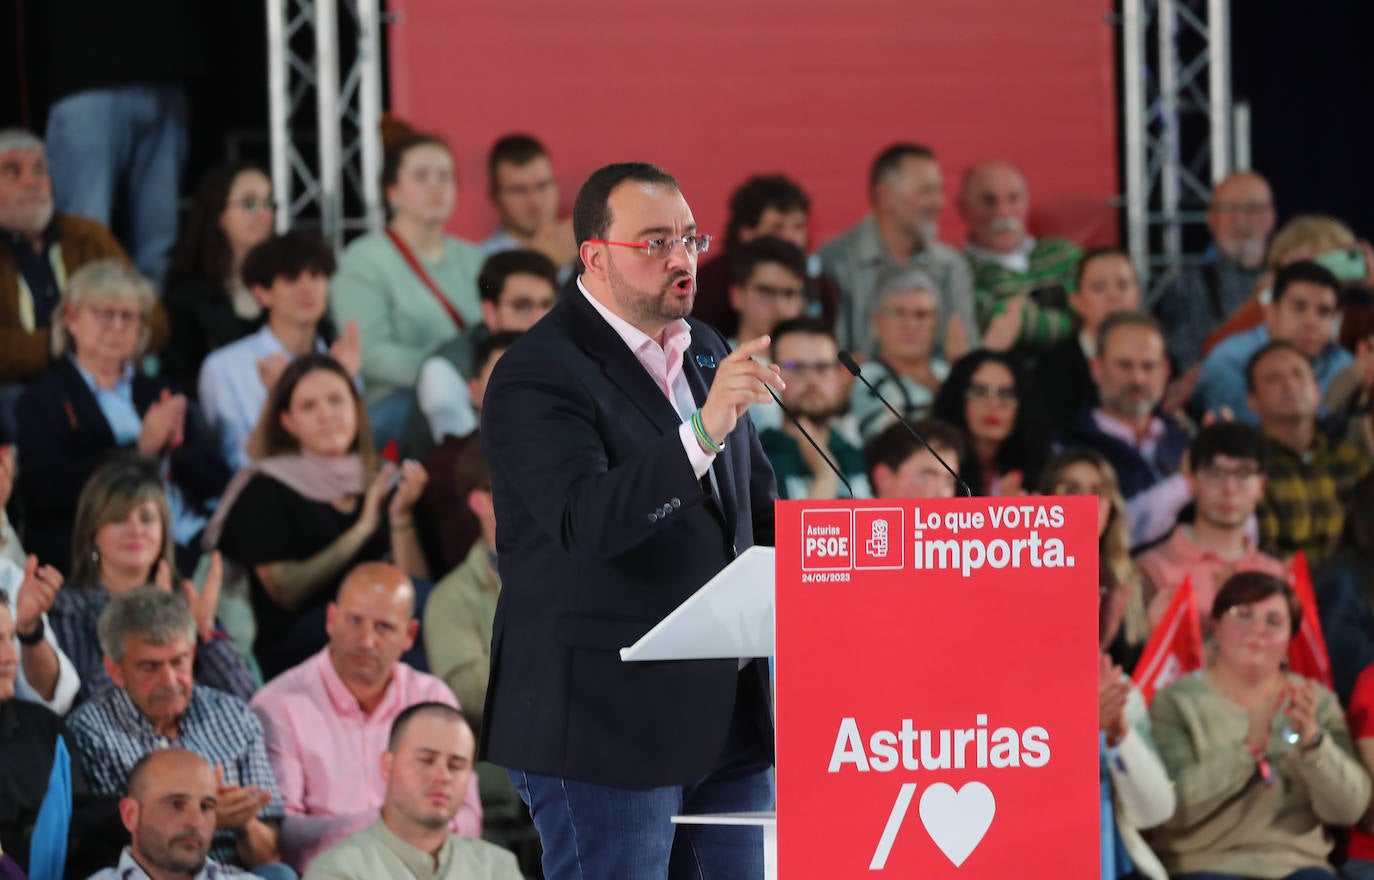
xmin=1148 ymin=572 xmax=1371 ymax=880
xmin=930 ymin=349 xmax=1048 ymax=496
xmin=14 ymin=259 xmax=231 ymax=573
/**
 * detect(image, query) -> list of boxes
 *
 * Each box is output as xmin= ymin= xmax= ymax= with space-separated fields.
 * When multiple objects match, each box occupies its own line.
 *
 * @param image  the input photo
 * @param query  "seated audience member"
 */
xmin=50 ymin=457 xmax=253 ymax=703
xmin=1097 ymin=653 xmax=1174 ymax=880
xmin=330 ymin=132 xmax=483 ymax=446
xmin=415 ymin=334 xmax=517 ymax=574
xmin=820 ymin=143 xmax=977 ymax=360
xmin=1322 ymin=287 xmax=1374 ymax=456
xmin=1341 ymin=662 xmax=1374 ymax=880
xmin=0 ymin=591 xmax=123 ymax=880
xmin=67 ymin=587 xmax=288 ymax=874
xmin=760 ymin=318 xmax=870 ymax=499
xmin=958 ymin=160 xmax=1083 ymax=349
xmin=1136 ymin=423 xmax=1285 ymax=632
xmin=864 ymin=419 xmax=964 ymax=500
xmin=0 ymin=128 xmax=165 ymax=440
xmin=1250 ymin=341 xmax=1370 ymax=566
xmin=1153 ymin=172 xmax=1275 ymax=373
xmin=1 ymin=542 xmax=78 ymax=714
xmin=931 ymin=350 xmax=1048 ymax=496
xmin=1040 ymin=450 xmax=1149 ymax=672
xmin=85 ymin=749 xmax=259 ymax=880
xmin=209 ymin=354 xmax=430 ymax=681
xmin=1035 ymin=248 xmax=1141 ymax=429
xmin=1203 ymin=214 xmax=1370 ymax=356
xmin=692 ymin=174 xmax=840 ymax=336
xmin=199 ymin=232 xmax=356 ymax=470
xmin=1195 ymin=261 xmax=1351 ymax=423
xmin=301 ymin=703 xmax=518 ymax=880
xmin=848 ymin=268 xmax=949 ymax=441
xmin=15 ymin=259 xmax=230 ymax=572
xmin=162 ymin=162 xmax=277 ymax=394
xmin=1315 ymin=474 xmax=1374 ymax=705
xmin=1058 ymin=313 xmax=1190 ymax=549
xmin=480 ymin=135 xmax=576 ymax=274
xmin=251 ymin=563 xmax=480 ymax=873
xmin=402 ymin=249 xmax=556 ymax=461
xmin=1149 ymin=572 xmax=1369 ymax=880
xmin=728 ymin=237 xmax=809 ymax=348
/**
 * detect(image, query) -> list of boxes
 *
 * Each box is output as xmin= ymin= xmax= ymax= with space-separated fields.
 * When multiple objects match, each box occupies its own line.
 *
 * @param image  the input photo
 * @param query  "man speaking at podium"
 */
xmin=481 ymin=162 xmax=781 ymax=878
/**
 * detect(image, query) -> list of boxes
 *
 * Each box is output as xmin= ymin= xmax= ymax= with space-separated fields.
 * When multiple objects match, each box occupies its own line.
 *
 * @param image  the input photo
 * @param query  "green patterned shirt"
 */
xmin=966 ymin=236 xmax=1082 ymax=348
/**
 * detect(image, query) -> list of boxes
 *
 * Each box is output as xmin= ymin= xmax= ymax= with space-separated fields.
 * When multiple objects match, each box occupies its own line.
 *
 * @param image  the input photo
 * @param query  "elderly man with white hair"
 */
xmin=0 ymin=128 xmax=142 ymax=440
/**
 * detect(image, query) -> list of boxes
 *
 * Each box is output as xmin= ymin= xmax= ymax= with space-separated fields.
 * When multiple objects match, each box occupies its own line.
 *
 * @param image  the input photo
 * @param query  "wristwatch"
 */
xmin=16 ymin=616 xmax=45 ymax=646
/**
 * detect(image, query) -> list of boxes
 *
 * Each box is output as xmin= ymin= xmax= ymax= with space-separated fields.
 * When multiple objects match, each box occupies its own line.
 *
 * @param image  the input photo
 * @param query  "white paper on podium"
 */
xmin=619 ymin=546 xmax=775 ymax=661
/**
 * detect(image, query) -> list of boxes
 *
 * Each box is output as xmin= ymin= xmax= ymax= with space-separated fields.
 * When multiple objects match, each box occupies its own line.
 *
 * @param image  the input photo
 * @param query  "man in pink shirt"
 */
xmin=250 ymin=561 xmax=482 ymax=873
xmin=1137 ymin=422 xmax=1285 ymax=631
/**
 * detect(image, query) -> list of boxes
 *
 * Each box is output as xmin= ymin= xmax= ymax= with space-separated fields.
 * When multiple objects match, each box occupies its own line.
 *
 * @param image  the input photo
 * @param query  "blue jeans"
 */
xmin=44 ymin=83 xmax=188 ymax=285
xmin=1344 ymin=861 xmax=1374 ymax=880
xmin=509 ymin=687 xmax=774 ymax=880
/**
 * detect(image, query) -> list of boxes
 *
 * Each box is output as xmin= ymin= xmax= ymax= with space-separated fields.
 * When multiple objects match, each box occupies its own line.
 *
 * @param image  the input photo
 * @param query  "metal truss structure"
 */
xmin=1121 ymin=0 xmax=1234 ymax=299
xmin=266 ymin=0 xmax=385 ymax=250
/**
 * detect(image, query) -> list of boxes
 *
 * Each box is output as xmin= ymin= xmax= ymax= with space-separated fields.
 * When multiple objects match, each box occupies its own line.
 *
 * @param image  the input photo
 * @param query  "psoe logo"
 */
xmin=802 ymin=509 xmax=853 ymax=572
xmin=856 ymin=508 xmax=904 ymax=570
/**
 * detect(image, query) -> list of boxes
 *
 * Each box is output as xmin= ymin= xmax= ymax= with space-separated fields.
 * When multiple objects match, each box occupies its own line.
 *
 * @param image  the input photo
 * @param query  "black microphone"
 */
xmin=837 ymin=350 xmax=972 ymax=497
xmin=758 ymin=372 xmax=854 ymax=497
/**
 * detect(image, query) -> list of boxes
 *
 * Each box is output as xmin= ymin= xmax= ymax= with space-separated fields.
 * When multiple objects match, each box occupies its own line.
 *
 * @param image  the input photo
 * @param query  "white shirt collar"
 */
xmin=965 ymin=235 xmax=1037 ymax=273
xmin=576 ymin=276 xmax=691 ymax=356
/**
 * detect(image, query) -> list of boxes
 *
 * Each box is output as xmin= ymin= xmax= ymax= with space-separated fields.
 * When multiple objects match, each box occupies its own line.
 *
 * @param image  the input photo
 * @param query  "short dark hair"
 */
xmin=1244 ymin=339 xmax=1308 ymax=393
xmin=382 ymin=132 xmax=451 ymax=191
xmin=241 ymin=231 xmax=336 ymax=290
xmin=725 ymin=174 xmax=810 ymax=247
xmin=473 ymin=330 xmax=522 ymax=378
xmin=1074 ymin=247 xmax=1133 ymax=290
xmin=388 ymin=701 xmax=468 ymax=752
xmin=1211 ymin=571 xmax=1302 ymax=637
xmin=863 ymin=418 xmax=964 ymax=488
xmin=770 ymin=316 xmax=834 ymax=360
xmin=1272 ymin=259 xmax=1341 ymax=306
xmin=730 ymin=237 xmax=807 ymax=288
xmin=869 ymin=143 xmax=936 ymax=195
xmin=487 ymin=134 xmax=549 ymax=196
xmin=572 ymin=162 xmax=679 ymax=247
xmin=1096 ymin=310 xmax=1163 ymax=358
xmin=1189 ymin=422 xmax=1264 ymax=471
xmin=477 ymin=250 xmax=558 ymax=303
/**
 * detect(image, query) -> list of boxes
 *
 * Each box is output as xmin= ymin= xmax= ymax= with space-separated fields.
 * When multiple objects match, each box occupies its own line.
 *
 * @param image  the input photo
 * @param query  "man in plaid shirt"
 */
xmin=1250 ymin=340 xmax=1371 ymax=566
xmin=67 ymin=587 xmax=288 ymax=876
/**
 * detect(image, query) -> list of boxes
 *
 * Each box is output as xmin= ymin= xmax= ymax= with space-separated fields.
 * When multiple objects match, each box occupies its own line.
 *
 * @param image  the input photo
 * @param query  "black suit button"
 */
xmin=671 ymin=497 xmax=682 ymax=508
xmin=648 ymin=513 xmax=659 ymax=523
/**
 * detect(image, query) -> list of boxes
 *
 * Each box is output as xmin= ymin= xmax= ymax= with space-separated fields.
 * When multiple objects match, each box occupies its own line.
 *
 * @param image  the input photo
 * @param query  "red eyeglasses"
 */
xmin=588 ymin=234 xmax=712 ymax=259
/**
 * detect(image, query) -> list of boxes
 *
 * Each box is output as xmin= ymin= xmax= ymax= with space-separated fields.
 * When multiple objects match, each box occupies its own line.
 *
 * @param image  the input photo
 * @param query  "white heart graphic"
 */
xmin=918 ymin=782 xmax=996 ymax=867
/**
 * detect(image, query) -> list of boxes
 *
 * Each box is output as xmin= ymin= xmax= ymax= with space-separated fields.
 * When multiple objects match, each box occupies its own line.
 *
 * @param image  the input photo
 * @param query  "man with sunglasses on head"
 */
xmin=480 ymin=162 xmax=780 ymax=879
xmin=760 ymin=317 xmax=870 ymax=499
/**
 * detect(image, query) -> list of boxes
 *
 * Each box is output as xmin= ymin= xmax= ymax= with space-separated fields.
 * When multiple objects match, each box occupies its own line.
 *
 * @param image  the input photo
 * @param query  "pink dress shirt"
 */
xmin=250 ymin=649 xmax=482 ymax=871
xmin=1136 ymin=526 xmax=1287 ymax=630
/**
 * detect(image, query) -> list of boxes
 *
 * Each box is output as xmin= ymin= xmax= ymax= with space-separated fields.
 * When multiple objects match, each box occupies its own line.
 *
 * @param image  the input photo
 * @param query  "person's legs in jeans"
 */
xmin=510 ymin=769 xmax=680 ymax=880
xmin=1345 ymin=860 xmax=1374 ymax=880
xmin=44 ymin=88 xmax=127 ymax=229
xmin=124 ymin=84 xmax=187 ymax=285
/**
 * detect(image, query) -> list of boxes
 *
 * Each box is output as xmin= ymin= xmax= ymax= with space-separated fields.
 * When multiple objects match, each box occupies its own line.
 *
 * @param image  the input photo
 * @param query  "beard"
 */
xmin=606 ymin=254 xmax=694 ymax=328
xmin=138 ymin=824 xmax=209 ymax=876
xmin=1102 ymin=385 xmax=1159 ymax=420
xmin=792 ymin=390 xmax=842 ymax=424
xmin=0 ymin=198 xmax=53 ymax=237
xmin=1217 ymin=236 xmax=1267 ymax=269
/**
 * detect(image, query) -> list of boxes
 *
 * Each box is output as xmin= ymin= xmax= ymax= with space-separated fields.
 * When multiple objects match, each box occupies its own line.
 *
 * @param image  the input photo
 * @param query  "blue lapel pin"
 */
xmin=695 ymin=354 xmax=717 ymax=369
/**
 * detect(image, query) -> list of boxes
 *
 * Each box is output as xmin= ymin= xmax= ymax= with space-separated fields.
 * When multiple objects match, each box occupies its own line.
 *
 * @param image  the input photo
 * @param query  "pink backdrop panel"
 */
xmin=388 ymin=0 xmax=1118 ymax=251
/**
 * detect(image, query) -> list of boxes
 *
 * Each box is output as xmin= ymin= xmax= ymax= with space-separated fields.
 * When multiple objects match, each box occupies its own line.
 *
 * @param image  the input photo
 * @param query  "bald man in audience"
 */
xmin=303 ymin=703 xmax=518 ymax=880
xmin=958 ymin=160 xmax=1082 ymax=350
xmin=251 ymin=562 xmax=481 ymax=874
xmin=87 ymin=749 xmax=247 ymax=880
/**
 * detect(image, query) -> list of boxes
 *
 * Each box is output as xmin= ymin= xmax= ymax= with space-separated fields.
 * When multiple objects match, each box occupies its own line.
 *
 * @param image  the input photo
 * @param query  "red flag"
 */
xmin=1286 ymin=551 xmax=1334 ymax=689
xmin=1132 ymin=576 xmax=1206 ymax=703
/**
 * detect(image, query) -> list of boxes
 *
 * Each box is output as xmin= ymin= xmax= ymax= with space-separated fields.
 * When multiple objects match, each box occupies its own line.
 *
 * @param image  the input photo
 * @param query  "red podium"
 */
xmin=625 ymin=496 xmax=1101 ymax=877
